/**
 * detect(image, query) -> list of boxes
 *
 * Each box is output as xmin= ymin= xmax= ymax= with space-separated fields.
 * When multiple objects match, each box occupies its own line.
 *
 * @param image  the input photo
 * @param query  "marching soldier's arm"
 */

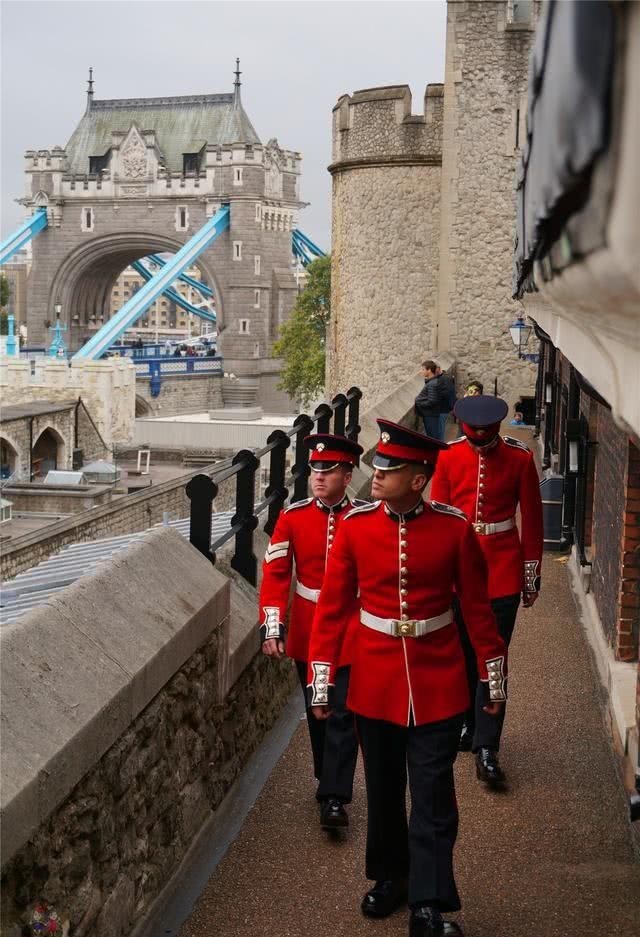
xmin=455 ymin=522 xmax=508 ymax=702
xmin=429 ymin=454 xmax=451 ymax=504
xmin=258 ymin=511 xmax=294 ymax=644
xmin=307 ymin=525 xmax=358 ymax=711
xmin=519 ymin=453 xmax=544 ymax=601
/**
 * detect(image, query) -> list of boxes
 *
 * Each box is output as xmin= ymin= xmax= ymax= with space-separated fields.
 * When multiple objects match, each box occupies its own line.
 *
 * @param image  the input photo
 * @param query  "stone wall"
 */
xmin=135 ymin=373 xmax=224 ymax=416
xmin=76 ymin=401 xmax=109 ymax=463
xmin=0 ymin=483 xmax=113 ymax=515
xmin=0 ymin=466 xmax=237 ymax=581
xmin=327 ymin=85 xmax=443 ymax=407
xmin=0 ymin=528 xmax=296 ymax=937
xmin=435 ymin=0 xmax=540 ymax=407
xmin=0 ymin=357 xmax=136 ymax=448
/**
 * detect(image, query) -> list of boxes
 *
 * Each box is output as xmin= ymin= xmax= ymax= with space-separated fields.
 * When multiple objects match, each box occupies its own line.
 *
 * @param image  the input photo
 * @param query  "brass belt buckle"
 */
xmin=474 ymin=522 xmax=485 ymax=535
xmin=394 ymin=619 xmax=417 ymax=637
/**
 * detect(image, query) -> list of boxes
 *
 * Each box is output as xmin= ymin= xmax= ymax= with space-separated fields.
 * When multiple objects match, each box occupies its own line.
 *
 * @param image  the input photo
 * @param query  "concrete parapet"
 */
xmin=0 ymin=526 xmax=296 ymax=935
xmin=0 ymin=527 xmax=229 ymax=862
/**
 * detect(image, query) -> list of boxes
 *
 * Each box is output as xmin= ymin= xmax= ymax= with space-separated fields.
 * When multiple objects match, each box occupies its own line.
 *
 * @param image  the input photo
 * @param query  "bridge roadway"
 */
xmin=141 ymin=554 xmax=640 ymax=936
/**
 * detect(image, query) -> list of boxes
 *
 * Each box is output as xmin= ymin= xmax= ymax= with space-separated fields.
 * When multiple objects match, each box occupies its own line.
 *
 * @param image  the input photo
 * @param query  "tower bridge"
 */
xmin=17 ymin=63 xmax=306 ymax=409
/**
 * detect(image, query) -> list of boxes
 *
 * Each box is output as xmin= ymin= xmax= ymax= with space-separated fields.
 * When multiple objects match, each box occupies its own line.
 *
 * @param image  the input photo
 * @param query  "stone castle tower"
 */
xmin=327 ymin=84 xmax=443 ymax=408
xmin=329 ymin=0 xmax=540 ymax=408
xmin=21 ymin=65 xmax=302 ymax=409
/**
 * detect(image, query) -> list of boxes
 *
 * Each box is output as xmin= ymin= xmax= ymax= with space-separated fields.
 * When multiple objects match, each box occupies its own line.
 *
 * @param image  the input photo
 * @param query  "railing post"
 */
xmin=331 ymin=393 xmax=348 ymax=436
xmin=292 ymin=413 xmax=314 ymax=502
xmin=230 ymin=449 xmax=260 ymax=586
xmin=264 ymin=430 xmax=290 ymax=536
xmin=345 ymin=386 xmax=362 ymax=449
xmin=186 ymin=473 xmax=218 ymax=563
xmin=314 ymin=402 xmax=333 ymax=434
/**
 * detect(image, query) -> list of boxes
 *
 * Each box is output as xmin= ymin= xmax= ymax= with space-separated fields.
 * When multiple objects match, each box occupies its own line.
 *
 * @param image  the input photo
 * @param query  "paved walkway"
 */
xmin=178 ymin=553 xmax=640 ymax=937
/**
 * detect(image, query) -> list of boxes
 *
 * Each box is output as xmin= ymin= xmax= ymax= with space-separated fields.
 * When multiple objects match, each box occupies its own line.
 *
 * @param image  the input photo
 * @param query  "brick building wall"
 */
xmin=591 ymin=409 xmax=630 ymax=655
xmin=621 ymin=442 xmax=640 ymax=662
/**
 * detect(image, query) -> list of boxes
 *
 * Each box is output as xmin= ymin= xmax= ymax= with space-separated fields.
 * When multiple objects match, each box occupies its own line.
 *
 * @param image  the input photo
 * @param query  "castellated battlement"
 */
xmin=330 ymin=84 xmax=443 ymax=172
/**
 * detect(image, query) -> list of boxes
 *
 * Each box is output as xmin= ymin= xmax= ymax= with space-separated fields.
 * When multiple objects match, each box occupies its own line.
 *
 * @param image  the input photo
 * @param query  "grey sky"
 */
xmin=1 ymin=0 xmax=446 ymax=247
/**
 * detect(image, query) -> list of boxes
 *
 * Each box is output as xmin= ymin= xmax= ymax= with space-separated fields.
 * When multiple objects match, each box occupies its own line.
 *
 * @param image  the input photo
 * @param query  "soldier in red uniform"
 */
xmin=308 ymin=420 xmax=506 ymax=937
xmin=430 ymin=395 xmax=543 ymax=788
xmin=259 ymin=433 xmax=363 ymax=831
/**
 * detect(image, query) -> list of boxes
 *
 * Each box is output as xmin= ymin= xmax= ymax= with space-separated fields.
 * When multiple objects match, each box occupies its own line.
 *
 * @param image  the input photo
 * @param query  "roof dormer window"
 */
xmin=183 ymin=153 xmax=200 ymax=175
xmin=89 ymin=151 xmax=110 ymax=175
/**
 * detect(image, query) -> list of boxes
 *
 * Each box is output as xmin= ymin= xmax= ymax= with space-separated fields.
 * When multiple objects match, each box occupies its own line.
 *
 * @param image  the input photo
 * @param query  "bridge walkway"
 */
xmin=174 ymin=552 xmax=640 ymax=937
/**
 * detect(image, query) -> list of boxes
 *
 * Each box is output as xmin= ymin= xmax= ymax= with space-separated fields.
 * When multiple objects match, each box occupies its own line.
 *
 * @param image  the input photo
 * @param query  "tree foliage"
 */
xmin=273 ymin=255 xmax=330 ymax=408
xmin=0 ymin=275 xmax=9 ymax=310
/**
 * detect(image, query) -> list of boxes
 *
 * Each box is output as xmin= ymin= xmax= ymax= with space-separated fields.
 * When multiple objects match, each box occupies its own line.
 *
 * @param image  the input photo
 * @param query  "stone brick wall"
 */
xmin=0 ymin=484 xmax=113 ymax=515
xmin=135 ymin=373 xmax=224 ymax=416
xmin=0 ymin=469 xmax=237 ymax=581
xmin=591 ymin=408 xmax=629 ymax=655
xmin=328 ymin=85 xmax=443 ymax=407
xmin=0 ymin=357 xmax=136 ymax=448
xmin=76 ymin=402 xmax=109 ymax=463
xmin=435 ymin=0 xmax=540 ymax=407
xmin=0 ymin=637 xmax=295 ymax=937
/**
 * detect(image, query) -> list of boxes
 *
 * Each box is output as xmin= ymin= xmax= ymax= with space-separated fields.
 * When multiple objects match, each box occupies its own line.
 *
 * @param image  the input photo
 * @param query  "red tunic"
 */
xmin=430 ymin=435 xmax=543 ymax=599
xmin=258 ymin=495 xmax=359 ymax=665
xmin=307 ymin=500 xmax=506 ymax=727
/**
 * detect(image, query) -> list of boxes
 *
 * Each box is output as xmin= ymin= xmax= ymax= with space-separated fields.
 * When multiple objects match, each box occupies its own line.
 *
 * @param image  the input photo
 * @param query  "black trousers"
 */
xmin=454 ymin=593 xmax=520 ymax=751
xmin=295 ymin=661 xmax=358 ymax=804
xmin=356 ymin=712 xmax=463 ymax=912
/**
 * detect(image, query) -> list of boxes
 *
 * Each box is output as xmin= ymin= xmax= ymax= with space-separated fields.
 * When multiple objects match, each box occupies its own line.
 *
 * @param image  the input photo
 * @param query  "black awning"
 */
xmin=513 ymin=0 xmax=617 ymax=297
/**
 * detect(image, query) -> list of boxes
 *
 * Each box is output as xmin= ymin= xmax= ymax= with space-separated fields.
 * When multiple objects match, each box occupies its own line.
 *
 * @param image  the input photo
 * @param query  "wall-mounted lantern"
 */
xmin=508 ymin=315 xmax=539 ymax=363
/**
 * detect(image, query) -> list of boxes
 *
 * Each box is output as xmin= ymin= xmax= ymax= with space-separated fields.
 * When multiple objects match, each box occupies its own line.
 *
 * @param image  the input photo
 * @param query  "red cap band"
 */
xmin=309 ymin=448 xmax=357 ymax=466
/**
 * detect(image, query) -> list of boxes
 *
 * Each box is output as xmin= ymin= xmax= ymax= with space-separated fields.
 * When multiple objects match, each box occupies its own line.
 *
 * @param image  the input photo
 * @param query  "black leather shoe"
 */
xmin=458 ymin=724 xmax=474 ymax=752
xmin=361 ymin=879 xmax=408 ymax=918
xmin=320 ymin=798 xmax=348 ymax=830
xmin=475 ymin=747 xmax=506 ymax=788
xmin=410 ymin=907 xmax=464 ymax=936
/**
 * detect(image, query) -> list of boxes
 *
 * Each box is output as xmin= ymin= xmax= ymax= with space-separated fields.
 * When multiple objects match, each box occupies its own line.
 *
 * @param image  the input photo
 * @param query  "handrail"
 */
xmin=186 ymin=386 xmax=362 ymax=586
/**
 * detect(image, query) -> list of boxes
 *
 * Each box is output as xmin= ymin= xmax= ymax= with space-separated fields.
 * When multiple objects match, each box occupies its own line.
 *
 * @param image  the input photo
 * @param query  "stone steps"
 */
xmin=222 ymin=382 xmax=258 ymax=407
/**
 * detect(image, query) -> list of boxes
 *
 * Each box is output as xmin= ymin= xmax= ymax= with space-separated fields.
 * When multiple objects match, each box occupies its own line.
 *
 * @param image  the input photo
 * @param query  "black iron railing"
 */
xmin=186 ymin=386 xmax=362 ymax=585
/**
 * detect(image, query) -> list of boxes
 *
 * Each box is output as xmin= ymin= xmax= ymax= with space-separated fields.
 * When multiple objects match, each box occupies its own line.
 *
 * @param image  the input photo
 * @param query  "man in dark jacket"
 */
xmin=415 ymin=361 xmax=448 ymax=440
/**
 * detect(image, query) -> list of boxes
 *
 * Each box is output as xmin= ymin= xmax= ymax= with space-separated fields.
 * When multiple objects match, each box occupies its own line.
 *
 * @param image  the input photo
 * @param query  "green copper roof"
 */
xmin=65 ymin=93 xmax=260 ymax=173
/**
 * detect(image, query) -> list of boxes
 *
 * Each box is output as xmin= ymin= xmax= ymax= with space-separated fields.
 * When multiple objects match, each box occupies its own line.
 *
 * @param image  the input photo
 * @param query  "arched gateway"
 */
xmin=21 ymin=65 xmax=303 ymax=402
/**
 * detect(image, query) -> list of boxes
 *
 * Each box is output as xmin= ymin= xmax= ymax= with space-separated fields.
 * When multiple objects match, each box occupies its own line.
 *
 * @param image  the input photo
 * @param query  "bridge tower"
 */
xmin=20 ymin=65 xmax=303 ymax=408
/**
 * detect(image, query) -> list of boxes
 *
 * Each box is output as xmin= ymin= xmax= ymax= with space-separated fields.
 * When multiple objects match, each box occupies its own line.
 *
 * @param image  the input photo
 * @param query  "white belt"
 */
xmin=360 ymin=608 xmax=452 ymax=638
xmin=473 ymin=516 xmax=516 ymax=536
xmin=296 ymin=580 xmax=321 ymax=603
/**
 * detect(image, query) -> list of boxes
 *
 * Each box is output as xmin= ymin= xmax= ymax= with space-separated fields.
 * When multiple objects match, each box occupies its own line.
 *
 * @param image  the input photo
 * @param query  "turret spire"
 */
xmin=233 ymin=58 xmax=242 ymax=109
xmin=86 ymin=67 xmax=94 ymax=112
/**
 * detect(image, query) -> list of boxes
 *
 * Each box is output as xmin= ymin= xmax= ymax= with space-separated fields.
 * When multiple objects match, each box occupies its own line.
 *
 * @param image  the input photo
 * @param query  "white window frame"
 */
xmin=233 ymin=167 xmax=243 ymax=186
xmin=254 ymin=255 xmax=261 ymax=275
xmin=81 ymin=207 xmax=94 ymax=232
xmin=239 ymin=318 xmax=250 ymax=334
xmin=175 ymin=205 xmax=189 ymax=231
xmin=233 ymin=241 xmax=242 ymax=261
xmin=254 ymin=289 xmax=261 ymax=309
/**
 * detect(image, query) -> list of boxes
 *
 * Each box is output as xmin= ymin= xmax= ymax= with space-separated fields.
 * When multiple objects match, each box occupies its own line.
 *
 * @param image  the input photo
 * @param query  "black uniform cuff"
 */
xmin=260 ymin=624 xmax=285 ymax=643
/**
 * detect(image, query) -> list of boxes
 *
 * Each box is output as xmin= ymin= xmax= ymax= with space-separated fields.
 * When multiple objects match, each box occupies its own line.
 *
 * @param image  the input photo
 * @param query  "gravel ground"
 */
xmin=179 ymin=554 xmax=640 ymax=937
